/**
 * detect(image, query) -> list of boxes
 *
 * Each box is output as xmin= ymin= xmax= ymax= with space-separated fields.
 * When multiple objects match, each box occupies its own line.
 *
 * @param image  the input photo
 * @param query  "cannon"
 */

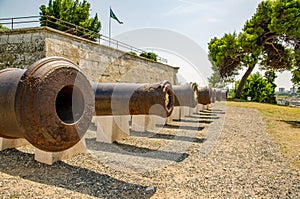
xmin=92 ymin=81 xmax=174 ymax=118
xmin=221 ymin=89 xmax=228 ymax=100
xmin=211 ymin=88 xmax=216 ymax=103
xmin=173 ymin=83 xmax=198 ymax=107
xmin=0 ymin=57 xmax=95 ymax=152
xmin=198 ymin=87 xmax=211 ymax=105
xmin=216 ymin=89 xmax=222 ymax=101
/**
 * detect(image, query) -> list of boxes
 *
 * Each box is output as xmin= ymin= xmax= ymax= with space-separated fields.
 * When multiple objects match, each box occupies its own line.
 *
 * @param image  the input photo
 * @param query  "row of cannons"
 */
xmin=0 ymin=57 xmax=227 ymax=164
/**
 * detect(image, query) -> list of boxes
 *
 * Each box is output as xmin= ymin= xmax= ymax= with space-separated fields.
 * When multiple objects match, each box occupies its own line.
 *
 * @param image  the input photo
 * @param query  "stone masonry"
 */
xmin=0 ymin=27 xmax=179 ymax=83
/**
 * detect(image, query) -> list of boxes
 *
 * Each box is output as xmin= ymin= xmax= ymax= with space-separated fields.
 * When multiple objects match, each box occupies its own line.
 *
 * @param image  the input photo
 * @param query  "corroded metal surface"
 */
xmin=173 ymin=84 xmax=198 ymax=107
xmin=0 ymin=68 xmax=26 ymax=139
xmin=198 ymin=87 xmax=211 ymax=105
xmin=0 ymin=57 xmax=95 ymax=152
xmin=93 ymin=81 xmax=174 ymax=118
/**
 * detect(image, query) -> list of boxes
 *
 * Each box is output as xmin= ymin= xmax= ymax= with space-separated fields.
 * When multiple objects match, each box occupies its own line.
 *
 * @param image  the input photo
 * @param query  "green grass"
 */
xmin=227 ymin=101 xmax=300 ymax=170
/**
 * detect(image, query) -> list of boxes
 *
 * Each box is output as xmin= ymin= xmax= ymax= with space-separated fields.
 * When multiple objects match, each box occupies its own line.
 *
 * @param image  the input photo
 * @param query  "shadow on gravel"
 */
xmin=172 ymin=119 xmax=213 ymax=124
xmin=156 ymin=123 xmax=204 ymax=131
xmin=280 ymin=120 xmax=300 ymax=128
xmin=0 ymin=149 xmax=156 ymax=198
xmin=201 ymin=109 xmax=226 ymax=114
xmin=195 ymin=115 xmax=220 ymax=120
xmin=129 ymin=130 xmax=206 ymax=143
xmin=86 ymin=138 xmax=189 ymax=162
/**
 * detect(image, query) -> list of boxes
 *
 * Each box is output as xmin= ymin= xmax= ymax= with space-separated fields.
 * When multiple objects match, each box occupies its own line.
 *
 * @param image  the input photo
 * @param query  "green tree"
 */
xmin=140 ymin=52 xmax=157 ymax=61
xmin=208 ymin=0 xmax=299 ymax=98
xmin=234 ymin=72 xmax=277 ymax=104
xmin=0 ymin=24 xmax=8 ymax=31
xmin=208 ymin=60 xmax=236 ymax=88
xmin=39 ymin=0 xmax=101 ymax=41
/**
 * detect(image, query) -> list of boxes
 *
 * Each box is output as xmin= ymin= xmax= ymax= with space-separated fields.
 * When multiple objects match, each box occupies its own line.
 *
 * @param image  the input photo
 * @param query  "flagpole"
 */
xmin=109 ymin=7 xmax=111 ymax=47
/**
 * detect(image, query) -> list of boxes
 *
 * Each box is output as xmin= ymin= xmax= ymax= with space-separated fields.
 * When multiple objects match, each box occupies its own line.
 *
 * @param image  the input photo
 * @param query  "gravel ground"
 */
xmin=0 ymin=103 xmax=299 ymax=198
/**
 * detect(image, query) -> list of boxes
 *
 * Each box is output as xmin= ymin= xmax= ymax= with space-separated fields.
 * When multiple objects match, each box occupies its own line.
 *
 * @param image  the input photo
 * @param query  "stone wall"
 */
xmin=0 ymin=27 xmax=178 ymax=84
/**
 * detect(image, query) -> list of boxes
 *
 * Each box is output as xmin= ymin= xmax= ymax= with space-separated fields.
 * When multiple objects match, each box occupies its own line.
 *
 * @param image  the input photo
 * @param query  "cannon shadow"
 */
xmin=0 ymin=149 xmax=156 ymax=198
xmin=85 ymin=138 xmax=189 ymax=162
xmin=129 ymin=130 xmax=206 ymax=144
xmin=279 ymin=120 xmax=300 ymax=128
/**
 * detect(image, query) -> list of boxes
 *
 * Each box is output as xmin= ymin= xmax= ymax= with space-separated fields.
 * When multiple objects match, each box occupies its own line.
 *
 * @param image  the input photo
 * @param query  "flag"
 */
xmin=110 ymin=7 xmax=123 ymax=24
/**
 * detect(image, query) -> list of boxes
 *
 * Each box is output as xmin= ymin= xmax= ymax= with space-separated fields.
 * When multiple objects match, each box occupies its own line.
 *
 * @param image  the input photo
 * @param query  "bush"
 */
xmin=139 ymin=52 xmax=157 ymax=61
xmin=233 ymin=72 xmax=276 ymax=104
xmin=128 ymin=51 xmax=137 ymax=56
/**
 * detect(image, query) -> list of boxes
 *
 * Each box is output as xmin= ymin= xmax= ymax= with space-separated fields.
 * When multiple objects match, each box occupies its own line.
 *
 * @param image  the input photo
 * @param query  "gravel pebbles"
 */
xmin=0 ymin=103 xmax=299 ymax=198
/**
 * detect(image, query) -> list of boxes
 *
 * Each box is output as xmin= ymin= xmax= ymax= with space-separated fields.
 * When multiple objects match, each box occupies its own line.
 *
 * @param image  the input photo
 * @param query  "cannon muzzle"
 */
xmin=93 ymin=81 xmax=174 ymax=118
xmin=0 ymin=57 xmax=95 ymax=152
xmin=173 ymin=84 xmax=198 ymax=107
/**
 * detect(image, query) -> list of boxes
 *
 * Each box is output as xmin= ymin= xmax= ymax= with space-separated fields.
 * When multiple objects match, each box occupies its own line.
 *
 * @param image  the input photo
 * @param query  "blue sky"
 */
xmin=0 ymin=0 xmax=293 ymax=89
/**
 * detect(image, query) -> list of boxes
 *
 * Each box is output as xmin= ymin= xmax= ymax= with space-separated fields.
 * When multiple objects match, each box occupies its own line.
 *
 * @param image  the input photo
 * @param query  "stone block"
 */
xmin=170 ymin=107 xmax=181 ymax=121
xmin=188 ymin=106 xmax=197 ymax=116
xmin=0 ymin=138 xmax=29 ymax=151
xmin=131 ymin=115 xmax=146 ymax=132
xmin=145 ymin=115 xmax=166 ymax=132
xmin=180 ymin=106 xmax=190 ymax=118
xmin=34 ymin=139 xmax=87 ymax=165
xmin=95 ymin=116 xmax=130 ymax=143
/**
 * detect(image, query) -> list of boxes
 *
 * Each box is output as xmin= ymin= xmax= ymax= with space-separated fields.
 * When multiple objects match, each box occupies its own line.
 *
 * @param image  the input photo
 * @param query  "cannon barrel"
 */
xmin=211 ymin=88 xmax=216 ymax=103
xmin=173 ymin=84 xmax=198 ymax=107
xmin=92 ymin=81 xmax=174 ymax=118
xmin=0 ymin=57 xmax=95 ymax=152
xmin=216 ymin=89 xmax=222 ymax=101
xmin=198 ymin=87 xmax=211 ymax=105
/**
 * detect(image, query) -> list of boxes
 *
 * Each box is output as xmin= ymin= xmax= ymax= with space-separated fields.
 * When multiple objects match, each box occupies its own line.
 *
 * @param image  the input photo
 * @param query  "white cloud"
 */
xmin=165 ymin=4 xmax=200 ymax=16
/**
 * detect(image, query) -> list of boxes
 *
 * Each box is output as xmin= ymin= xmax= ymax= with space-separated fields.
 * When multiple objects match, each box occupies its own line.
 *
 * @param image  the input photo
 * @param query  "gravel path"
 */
xmin=0 ymin=103 xmax=299 ymax=198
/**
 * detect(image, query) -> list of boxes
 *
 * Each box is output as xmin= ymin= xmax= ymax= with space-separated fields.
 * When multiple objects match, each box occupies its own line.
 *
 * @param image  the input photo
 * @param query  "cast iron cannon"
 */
xmin=92 ymin=81 xmax=174 ymax=118
xmin=0 ymin=57 xmax=95 ymax=152
xmin=198 ymin=87 xmax=211 ymax=105
xmin=173 ymin=83 xmax=198 ymax=107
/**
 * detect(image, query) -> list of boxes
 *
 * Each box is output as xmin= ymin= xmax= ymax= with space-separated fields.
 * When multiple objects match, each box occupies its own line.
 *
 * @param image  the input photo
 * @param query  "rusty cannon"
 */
xmin=92 ymin=81 xmax=174 ymax=118
xmin=173 ymin=83 xmax=198 ymax=108
xmin=197 ymin=87 xmax=212 ymax=105
xmin=0 ymin=57 xmax=95 ymax=152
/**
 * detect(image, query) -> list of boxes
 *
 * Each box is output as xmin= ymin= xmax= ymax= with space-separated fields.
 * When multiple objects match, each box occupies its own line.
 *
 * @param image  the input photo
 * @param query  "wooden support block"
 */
xmin=34 ymin=139 xmax=87 ymax=165
xmin=131 ymin=115 xmax=146 ymax=132
xmin=0 ymin=138 xmax=29 ymax=151
xmin=95 ymin=116 xmax=130 ymax=143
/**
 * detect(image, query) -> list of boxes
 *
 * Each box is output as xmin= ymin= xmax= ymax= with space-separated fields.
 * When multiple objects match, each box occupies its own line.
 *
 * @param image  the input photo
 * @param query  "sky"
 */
xmin=0 ymin=0 xmax=294 ymax=90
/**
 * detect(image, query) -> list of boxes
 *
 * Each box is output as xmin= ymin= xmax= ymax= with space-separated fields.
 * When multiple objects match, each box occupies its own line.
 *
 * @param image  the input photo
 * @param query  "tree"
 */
xmin=234 ymin=72 xmax=277 ymax=104
xmin=208 ymin=59 xmax=236 ymax=88
xmin=0 ymin=24 xmax=8 ymax=31
xmin=39 ymin=0 xmax=101 ymax=41
xmin=140 ymin=52 xmax=157 ymax=61
xmin=208 ymin=0 xmax=299 ymax=98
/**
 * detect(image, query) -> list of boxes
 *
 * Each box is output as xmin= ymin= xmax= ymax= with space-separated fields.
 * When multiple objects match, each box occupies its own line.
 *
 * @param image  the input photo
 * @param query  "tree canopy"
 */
xmin=208 ymin=0 xmax=300 ymax=98
xmin=39 ymin=0 xmax=101 ymax=41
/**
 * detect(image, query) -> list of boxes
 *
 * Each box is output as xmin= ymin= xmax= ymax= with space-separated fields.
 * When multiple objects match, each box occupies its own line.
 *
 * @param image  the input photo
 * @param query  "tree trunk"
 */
xmin=235 ymin=65 xmax=255 ymax=99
